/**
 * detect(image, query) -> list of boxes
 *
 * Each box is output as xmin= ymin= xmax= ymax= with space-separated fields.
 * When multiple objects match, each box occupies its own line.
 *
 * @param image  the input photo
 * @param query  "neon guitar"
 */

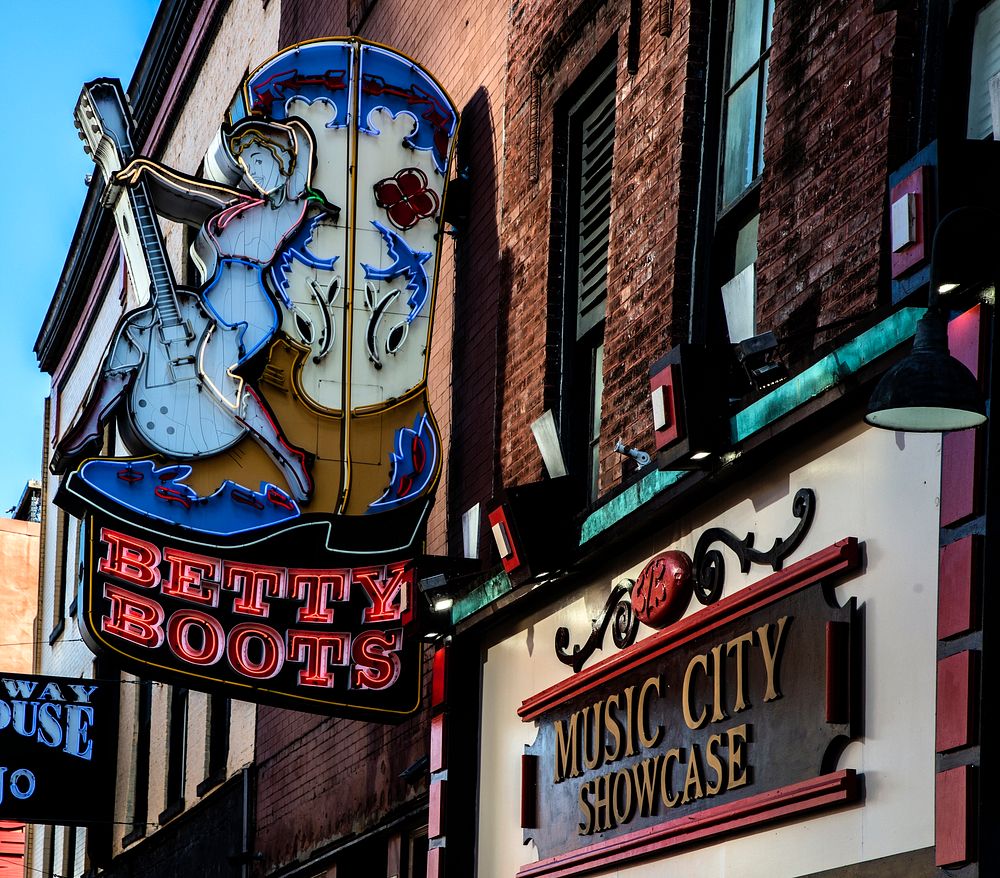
xmin=62 ymin=78 xmax=246 ymax=463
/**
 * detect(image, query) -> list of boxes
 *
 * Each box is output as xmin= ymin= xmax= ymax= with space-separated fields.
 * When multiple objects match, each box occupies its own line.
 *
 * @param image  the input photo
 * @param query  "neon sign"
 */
xmin=55 ymin=39 xmax=458 ymax=717
xmin=0 ymin=674 xmax=116 ymax=824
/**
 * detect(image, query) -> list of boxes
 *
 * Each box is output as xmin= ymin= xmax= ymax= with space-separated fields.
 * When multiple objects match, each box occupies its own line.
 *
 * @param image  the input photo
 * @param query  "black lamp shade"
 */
xmin=865 ymin=311 xmax=986 ymax=432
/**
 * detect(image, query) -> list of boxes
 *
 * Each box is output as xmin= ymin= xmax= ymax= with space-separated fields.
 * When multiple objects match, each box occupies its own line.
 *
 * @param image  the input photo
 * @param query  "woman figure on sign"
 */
xmin=106 ymin=117 xmax=337 ymax=501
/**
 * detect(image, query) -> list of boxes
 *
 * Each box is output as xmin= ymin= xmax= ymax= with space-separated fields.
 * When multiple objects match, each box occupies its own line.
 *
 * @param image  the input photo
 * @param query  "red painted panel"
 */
xmin=519 ymin=539 xmax=860 ymax=721
xmin=429 ymin=779 xmax=446 ymax=839
xmin=940 ymin=306 xmax=985 ymax=528
xmin=937 ymin=651 xmax=976 ymax=753
xmin=936 ymin=765 xmax=973 ymax=867
xmin=948 ymin=305 xmax=985 ymax=379
xmin=940 ymin=428 xmax=982 ymax=527
xmin=650 ymin=362 xmax=683 ymax=450
xmin=517 ymin=771 xmax=859 ymax=878
xmin=430 ymin=713 xmax=446 ymax=772
xmin=432 ymin=645 xmax=449 ymax=712
xmin=427 ymin=844 xmax=443 ymax=878
xmin=890 ymin=166 xmax=929 ymax=278
xmin=939 ymin=537 xmax=978 ymax=639
xmin=487 ymin=504 xmax=522 ymax=573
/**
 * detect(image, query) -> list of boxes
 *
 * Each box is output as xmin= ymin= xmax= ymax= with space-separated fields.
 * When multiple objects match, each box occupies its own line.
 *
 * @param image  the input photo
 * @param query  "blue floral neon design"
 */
xmin=361 ymin=221 xmax=431 ymax=324
xmin=368 ymin=414 xmax=437 ymax=513
xmin=269 ymin=214 xmax=339 ymax=306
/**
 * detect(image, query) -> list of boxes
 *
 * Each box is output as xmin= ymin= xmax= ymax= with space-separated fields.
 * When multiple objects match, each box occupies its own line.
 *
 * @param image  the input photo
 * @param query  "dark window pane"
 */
xmin=722 ymin=71 xmax=759 ymax=207
xmin=729 ymin=0 xmax=764 ymax=85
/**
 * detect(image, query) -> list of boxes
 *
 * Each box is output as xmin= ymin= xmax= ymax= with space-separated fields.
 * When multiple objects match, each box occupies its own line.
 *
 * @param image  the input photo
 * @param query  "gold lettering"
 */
xmin=623 ymin=685 xmax=637 ymax=757
xmin=757 ymin=616 xmax=790 ymax=702
xmin=705 ymin=734 xmax=725 ymax=795
xmin=604 ymin=694 xmax=624 ymax=763
xmin=660 ymin=748 xmax=683 ymax=808
xmin=727 ymin=723 xmax=750 ymax=790
xmin=555 ymin=712 xmax=580 ymax=782
xmin=612 ymin=768 xmax=635 ymax=827
xmin=726 ymin=631 xmax=754 ymax=712
xmin=578 ymin=780 xmax=595 ymax=835
xmin=592 ymin=772 xmax=614 ymax=832
xmin=631 ymin=754 xmax=661 ymax=817
xmin=710 ymin=643 xmax=727 ymax=723
xmin=583 ymin=701 xmax=604 ymax=771
xmin=683 ymin=654 xmax=709 ymax=729
xmin=682 ymin=745 xmax=704 ymax=803
xmin=638 ymin=675 xmax=663 ymax=748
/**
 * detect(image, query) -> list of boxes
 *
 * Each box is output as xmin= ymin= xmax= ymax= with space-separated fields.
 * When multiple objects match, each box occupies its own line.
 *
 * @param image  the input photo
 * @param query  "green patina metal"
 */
xmin=730 ymin=307 xmax=923 ymax=440
xmin=579 ymin=307 xmax=924 ymax=546
xmin=452 ymin=570 xmax=513 ymax=625
xmin=455 ymin=308 xmax=923 ymax=625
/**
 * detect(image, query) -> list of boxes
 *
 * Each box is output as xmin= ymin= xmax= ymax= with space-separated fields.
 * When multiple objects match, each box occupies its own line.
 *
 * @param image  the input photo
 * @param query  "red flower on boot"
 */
xmin=373 ymin=168 xmax=440 ymax=230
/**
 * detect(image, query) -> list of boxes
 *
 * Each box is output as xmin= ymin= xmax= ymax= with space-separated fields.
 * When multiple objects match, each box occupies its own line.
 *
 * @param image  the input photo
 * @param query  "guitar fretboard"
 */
xmin=129 ymin=180 xmax=182 ymax=327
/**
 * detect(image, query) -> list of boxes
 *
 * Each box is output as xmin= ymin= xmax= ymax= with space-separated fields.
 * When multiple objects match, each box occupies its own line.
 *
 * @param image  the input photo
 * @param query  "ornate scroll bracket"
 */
xmin=555 ymin=582 xmax=638 ymax=673
xmin=692 ymin=487 xmax=817 ymax=605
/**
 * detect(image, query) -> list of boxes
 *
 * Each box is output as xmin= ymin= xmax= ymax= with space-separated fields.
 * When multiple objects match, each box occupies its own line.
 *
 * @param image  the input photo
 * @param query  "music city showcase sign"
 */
xmin=55 ymin=39 xmax=458 ymax=717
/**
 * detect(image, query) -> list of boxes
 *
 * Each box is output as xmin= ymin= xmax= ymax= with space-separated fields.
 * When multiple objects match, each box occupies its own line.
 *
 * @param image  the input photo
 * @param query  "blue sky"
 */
xmin=0 ymin=0 xmax=159 ymax=513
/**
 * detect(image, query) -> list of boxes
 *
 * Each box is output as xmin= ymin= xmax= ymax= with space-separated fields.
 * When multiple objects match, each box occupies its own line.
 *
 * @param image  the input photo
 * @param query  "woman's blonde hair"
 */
xmin=228 ymin=127 xmax=294 ymax=177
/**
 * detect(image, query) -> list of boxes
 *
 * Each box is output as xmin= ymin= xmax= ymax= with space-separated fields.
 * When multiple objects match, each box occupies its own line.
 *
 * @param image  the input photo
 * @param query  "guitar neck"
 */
xmin=126 ymin=179 xmax=183 ymax=327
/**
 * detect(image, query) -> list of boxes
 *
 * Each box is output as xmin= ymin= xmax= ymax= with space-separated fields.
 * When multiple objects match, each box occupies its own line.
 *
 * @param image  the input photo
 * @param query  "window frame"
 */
xmin=553 ymin=50 xmax=617 ymax=508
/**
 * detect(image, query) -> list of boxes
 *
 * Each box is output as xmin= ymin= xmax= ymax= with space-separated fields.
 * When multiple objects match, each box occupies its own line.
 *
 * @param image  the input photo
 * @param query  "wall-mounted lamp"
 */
xmin=486 ymin=477 xmax=575 ymax=584
xmin=734 ymin=331 xmax=787 ymax=392
xmin=417 ymin=573 xmax=455 ymax=613
xmin=649 ymin=344 xmax=727 ymax=469
xmin=865 ymin=207 xmax=989 ymax=432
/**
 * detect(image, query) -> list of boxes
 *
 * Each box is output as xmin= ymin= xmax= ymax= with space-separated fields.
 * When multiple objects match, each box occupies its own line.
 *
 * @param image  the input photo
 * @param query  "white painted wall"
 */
xmin=477 ymin=419 xmax=941 ymax=878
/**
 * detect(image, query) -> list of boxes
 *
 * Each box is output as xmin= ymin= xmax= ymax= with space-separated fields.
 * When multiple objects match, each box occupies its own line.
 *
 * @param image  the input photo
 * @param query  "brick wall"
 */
xmin=756 ymin=3 xmax=915 ymax=363
xmin=254 ymin=648 xmax=433 ymax=870
xmin=498 ymin=0 xmax=704 ymax=498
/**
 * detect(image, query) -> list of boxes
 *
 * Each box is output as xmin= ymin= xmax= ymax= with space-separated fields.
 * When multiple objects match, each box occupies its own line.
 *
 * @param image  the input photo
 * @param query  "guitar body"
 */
xmin=106 ymin=288 xmax=245 ymax=458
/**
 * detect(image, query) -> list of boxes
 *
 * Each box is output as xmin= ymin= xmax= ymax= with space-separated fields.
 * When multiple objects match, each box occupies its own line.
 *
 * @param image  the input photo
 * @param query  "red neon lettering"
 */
xmin=222 ymin=562 xmax=287 ymax=617
xmin=98 ymin=529 xmax=161 ymax=588
xmin=167 ymin=609 xmax=225 ymax=666
xmin=353 ymin=562 xmax=410 ymax=623
xmin=162 ymin=548 xmax=221 ymax=606
xmin=351 ymin=629 xmax=402 ymax=690
xmin=287 ymin=630 xmax=350 ymax=687
xmin=226 ymin=622 xmax=284 ymax=679
xmin=101 ymin=584 xmax=165 ymax=648
xmin=289 ymin=569 xmax=347 ymax=624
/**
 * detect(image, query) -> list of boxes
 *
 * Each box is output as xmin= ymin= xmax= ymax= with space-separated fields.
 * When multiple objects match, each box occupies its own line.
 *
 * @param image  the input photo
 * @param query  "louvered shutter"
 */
xmin=969 ymin=0 xmax=1000 ymax=139
xmin=575 ymin=87 xmax=615 ymax=340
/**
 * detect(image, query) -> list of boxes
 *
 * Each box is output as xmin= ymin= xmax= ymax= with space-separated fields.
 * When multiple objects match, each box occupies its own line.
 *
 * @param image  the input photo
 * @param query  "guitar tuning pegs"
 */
xmin=83 ymin=146 xmax=93 ymax=156
xmin=78 ymin=131 xmax=87 ymax=141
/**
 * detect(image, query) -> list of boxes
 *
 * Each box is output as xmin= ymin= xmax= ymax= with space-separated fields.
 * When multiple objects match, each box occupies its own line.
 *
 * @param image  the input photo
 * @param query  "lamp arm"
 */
xmin=928 ymin=204 xmax=1000 ymax=310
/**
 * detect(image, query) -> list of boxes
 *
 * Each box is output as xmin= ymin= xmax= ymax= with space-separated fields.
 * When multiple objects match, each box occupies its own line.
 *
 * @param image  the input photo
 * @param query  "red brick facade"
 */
xmin=259 ymin=0 xmax=920 ymax=872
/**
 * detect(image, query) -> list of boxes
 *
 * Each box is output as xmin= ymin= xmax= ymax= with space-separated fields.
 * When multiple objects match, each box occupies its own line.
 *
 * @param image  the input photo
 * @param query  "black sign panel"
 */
xmin=0 ymin=672 xmax=117 ymax=824
xmin=79 ymin=514 xmax=423 ymax=720
xmin=524 ymin=572 xmax=858 ymax=861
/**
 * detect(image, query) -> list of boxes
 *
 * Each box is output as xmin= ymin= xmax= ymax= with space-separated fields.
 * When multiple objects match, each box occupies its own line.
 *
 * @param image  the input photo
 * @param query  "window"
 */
xmin=42 ymin=825 xmax=55 ymax=878
xmin=198 ymin=693 xmax=230 ymax=795
xmin=968 ymin=0 xmax=1000 ymax=138
xmin=720 ymin=0 xmax=773 ymax=209
xmin=708 ymin=0 xmax=774 ymax=348
xmin=557 ymin=56 xmax=616 ymax=505
xmin=49 ymin=510 xmax=71 ymax=642
xmin=123 ymin=678 xmax=152 ymax=846
xmin=161 ymin=686 xmax=188 ymax=821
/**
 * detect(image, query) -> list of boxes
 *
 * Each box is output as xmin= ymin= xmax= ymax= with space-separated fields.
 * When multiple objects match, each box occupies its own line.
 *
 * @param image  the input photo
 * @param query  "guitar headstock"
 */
xmin=74 ymin=78 xmax=135 ymax=186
